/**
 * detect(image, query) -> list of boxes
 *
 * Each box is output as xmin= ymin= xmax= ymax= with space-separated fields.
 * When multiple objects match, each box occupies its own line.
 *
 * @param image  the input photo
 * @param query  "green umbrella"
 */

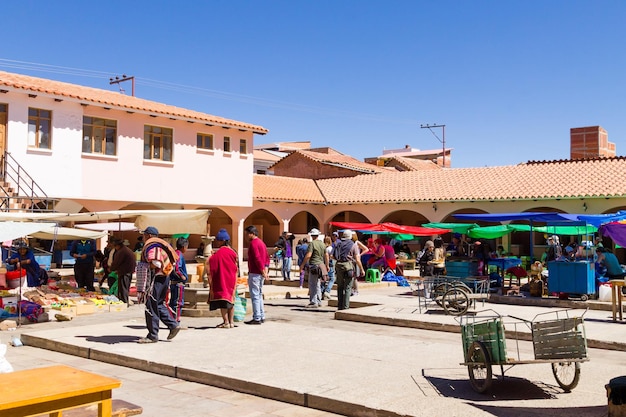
xmin=421 ymin=222 xmax=478 ymax=234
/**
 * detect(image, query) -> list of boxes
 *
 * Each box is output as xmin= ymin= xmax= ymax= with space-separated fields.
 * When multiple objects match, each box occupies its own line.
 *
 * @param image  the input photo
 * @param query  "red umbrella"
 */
xmin=329 ymin=221 xmax=451 ymax=236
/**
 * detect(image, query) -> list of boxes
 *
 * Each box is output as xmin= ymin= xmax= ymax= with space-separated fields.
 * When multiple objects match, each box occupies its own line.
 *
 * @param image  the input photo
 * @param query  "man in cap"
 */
xmin=138 ymin=226 xmax=181 ymax=343
xmin=300 ymin=228 xmax=329 ymax=308
xmin=245 ymin=225 xmax=269 ymax=324
xmin=332 ymin=230 xmax=359 ymax=310
xmin=109 ymin=237 xmax=136 ymax=305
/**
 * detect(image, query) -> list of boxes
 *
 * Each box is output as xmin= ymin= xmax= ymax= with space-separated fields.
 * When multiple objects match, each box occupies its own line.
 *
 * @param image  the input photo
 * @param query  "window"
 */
xmin=239 ymin=139 xmax=247 ymax=153
xmin=144 ymin=125 xmax=173 ymax=161
xmin=28 ymin=108 xmax=51 ymax=149
xmin=197 ymin=133 xmax=213 ymax=150
xmin=224 ymin=136 xmax=231 ymax=152
xmin=83 ymin=116 xmax=117 ymax=155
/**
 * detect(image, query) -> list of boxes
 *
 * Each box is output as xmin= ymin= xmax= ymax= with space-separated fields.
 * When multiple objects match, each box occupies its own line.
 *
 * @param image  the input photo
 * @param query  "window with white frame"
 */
xmin=83 ymin=116 xmax=117 ymax=155
xmin=144 ymin=125 xmax=173 ymax=161
xmin=28 ymin=108 xmax=51 ymax=149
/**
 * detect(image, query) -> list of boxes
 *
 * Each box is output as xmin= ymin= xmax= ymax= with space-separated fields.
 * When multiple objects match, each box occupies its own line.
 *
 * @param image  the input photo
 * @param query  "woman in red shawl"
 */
xmin=207 ymin=229 xmax=239 ymax=328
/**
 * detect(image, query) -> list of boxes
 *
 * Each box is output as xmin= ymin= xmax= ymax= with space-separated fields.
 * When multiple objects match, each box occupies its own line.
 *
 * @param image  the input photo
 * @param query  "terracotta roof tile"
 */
xmin=388 ymin=156 xmax=441 ymax=171
xmin=313 ymin=157 xmax=626 ymax=204
xmin=269 ymin=149 xmax=386 ymax=174
xmin=0 ymin=71 xmax=268 ymax=134
xmin=253 ymin=174 xmax=325 ymax=203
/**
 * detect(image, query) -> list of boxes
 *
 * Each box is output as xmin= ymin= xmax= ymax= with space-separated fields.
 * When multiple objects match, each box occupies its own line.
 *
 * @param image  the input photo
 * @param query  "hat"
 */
xmin=143 ymin=226 xmax=159 ymax=236
xmin=342 ymin=230 xmax=353 ymax=239
xmin=110 ymin=237 xmax=123 ymax=246
xmin=424 ymin=240 xmax=434 ymax=248
xmin=309 ymin=228 xmax=321 ymax=236
xmin=216 ymin=228 xmax=230 ymax=241
xmin=123 ymin=239 xmax=130 ymax=246
xmin=332 ymin=231 xmax=339 ymax=237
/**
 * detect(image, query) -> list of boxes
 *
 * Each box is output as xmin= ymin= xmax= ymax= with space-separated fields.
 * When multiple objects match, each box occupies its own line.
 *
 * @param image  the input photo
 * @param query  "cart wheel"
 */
xmin=467 ymin=341 xmax=492 ymax=393
xmin=443 ymin=287 xmax=470 ymax=316
xmin=580 ymin=294 xmax=589 ymax=302
xmin=450 ymin=281 xmax=472 ymax=293
xmin=433 ymin=283 xmax=448 ymax=307
xmin=551 ymin=361 xmax=581 ymax=392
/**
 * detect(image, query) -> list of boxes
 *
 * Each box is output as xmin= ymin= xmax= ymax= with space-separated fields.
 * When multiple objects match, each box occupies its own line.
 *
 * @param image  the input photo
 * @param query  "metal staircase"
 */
xmin=0 ymin=151 xmax=58 ymax=212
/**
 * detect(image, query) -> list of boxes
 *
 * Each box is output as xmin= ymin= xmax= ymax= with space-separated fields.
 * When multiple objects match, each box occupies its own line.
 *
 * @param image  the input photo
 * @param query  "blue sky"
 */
xmin=1 ymin=0 xmax=625 ymax=167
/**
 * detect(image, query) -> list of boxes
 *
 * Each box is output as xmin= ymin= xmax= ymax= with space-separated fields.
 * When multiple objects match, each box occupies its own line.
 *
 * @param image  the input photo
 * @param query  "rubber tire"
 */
xmin=580 ymin=294 xmax=589 ymax=301
xmin=551 ymin=361 xmax=581 ymax=392
xmin=443 ymin=288 xmax=470 ymax=316
xmin=433 ymin=283 xmax=448 ymax=307
xmin=467 ymin=341 xmax=493 ymax=393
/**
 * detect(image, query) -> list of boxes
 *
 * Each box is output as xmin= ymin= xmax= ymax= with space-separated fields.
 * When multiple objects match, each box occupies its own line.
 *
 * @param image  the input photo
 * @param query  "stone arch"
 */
xmin=327 ymin=210 xmax=370 ymax=233
xmin=380 ymin=209 xmax=429 ymax=226
xmin=290 ymin=210 xmax=321 ymax=235
xmin=244 ymin=209 xmax=282 ymax=247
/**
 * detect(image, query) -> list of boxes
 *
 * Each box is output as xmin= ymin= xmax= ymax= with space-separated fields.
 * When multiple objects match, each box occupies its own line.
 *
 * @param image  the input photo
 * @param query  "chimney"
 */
xmin=570 ymin=126 xmax=615 ymax=159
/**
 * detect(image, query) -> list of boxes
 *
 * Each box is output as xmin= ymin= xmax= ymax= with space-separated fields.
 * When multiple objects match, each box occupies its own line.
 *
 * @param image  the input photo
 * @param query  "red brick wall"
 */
xmin=273 ymin=154 xmax=362 ymax=179
xmin=570 ymin=126 xmax=615 ymax=159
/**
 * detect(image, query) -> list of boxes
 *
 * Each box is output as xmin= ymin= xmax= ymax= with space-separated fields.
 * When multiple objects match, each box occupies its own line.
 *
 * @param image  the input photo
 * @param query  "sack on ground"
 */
xmin=233 ymin=295 xmax=247 ymax=322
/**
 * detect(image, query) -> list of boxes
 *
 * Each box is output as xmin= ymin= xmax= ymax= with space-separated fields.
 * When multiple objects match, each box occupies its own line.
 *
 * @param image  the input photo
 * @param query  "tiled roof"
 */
xmin=253 ymin=149 xmax=283 ymax=163
xmin=387 ymin=156 xmax=441 ymax=171
xmin=253 ymin=174 xmax=326 ymax=203
xmin=309 ymin=157 xmax=626 ymax=204
xmin=269 ymin=149 xmax=387 ymax=173
xmin=0 ymin=71 xmax=268 ymax=134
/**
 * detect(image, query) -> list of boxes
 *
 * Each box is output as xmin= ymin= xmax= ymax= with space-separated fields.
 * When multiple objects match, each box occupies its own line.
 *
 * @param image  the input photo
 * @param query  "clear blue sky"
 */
xmin=1 ymin=0 xmax=625 ymax=168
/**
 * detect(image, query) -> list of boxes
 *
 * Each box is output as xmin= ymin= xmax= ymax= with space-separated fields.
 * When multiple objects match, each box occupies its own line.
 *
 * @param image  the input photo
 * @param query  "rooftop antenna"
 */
xmin=420 ymin=123 xmax=446 ymax=167
xmin=109 ymin=74 xmax=135 ymax=96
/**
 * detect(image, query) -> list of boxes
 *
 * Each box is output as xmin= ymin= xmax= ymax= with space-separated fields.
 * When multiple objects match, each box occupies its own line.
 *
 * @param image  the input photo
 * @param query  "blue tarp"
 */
xmin=453 ymin=212 xmax=580 ymax=222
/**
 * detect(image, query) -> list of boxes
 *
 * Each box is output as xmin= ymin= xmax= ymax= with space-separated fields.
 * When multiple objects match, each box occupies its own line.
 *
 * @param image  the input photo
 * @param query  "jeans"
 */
xmin=248 ymin=273 xmax=265 ymax=321
xmin=336 ymin=261 xmax=354 ymax=310
xmin=282 ymin=256 xmax=292 ymax=280
xmin=145 ymin=273 xmax=179 ymax=341
xmin=324 ymin=263 xmax=336 ymax=294
xmin=307 ymin=267 xmax=322 ymax=305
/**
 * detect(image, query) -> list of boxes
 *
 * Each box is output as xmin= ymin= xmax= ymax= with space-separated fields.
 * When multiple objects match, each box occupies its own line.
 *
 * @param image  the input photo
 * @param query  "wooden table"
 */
xmin=0 ymin=365 xmax=121 ymax=417
xmin=397 ymin=259 xmax=416 ymax=270
xmin=610 ymin=280 xmax=626 ymax=322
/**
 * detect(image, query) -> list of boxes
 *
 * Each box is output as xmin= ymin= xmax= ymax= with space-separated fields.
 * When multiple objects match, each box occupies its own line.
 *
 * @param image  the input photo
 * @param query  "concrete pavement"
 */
xmin=3 ymin=282 xmax=626 ymax=416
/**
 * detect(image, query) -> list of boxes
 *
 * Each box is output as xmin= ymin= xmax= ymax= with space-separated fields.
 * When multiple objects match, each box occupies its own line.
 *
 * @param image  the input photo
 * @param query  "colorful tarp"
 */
xmin=329 ymin=222 xmax=451 ymax=236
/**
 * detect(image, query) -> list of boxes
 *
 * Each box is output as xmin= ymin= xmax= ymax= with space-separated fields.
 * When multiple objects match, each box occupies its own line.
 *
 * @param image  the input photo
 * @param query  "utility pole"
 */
xmin=109 ymin=74 xmax=135 ymax=96
xmin=420 ymin=123 xmax=446 ymax=167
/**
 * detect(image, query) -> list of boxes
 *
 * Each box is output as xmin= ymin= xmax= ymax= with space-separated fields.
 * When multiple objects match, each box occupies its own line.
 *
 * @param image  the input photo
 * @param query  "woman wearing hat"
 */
xmin=207 ymin=229 xmax=239 ymax=328
xmin=8 ymin=242 xmax=47 ymax=287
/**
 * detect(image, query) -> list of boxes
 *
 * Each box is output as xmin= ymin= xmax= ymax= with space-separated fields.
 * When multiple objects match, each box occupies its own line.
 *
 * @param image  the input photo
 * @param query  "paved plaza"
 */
xmin=2 ymin=281 xmax=625 ymax=417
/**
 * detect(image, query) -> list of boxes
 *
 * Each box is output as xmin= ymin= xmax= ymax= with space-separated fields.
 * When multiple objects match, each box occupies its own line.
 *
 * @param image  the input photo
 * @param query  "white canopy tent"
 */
xmin=0 ymin=209 xmax=210 ymax=236
xmin=75 ymin=222 xmax=138 ymax=232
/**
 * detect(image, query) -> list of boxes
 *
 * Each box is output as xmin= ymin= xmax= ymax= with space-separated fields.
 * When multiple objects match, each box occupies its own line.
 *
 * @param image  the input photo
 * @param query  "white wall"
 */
xmin=4 ymin=91 xmax=254 ymax=207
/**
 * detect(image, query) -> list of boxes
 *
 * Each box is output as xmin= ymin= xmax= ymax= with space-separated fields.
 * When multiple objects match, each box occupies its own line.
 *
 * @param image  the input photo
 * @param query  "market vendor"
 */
xmin=596 ymin=247 xmax=625 ymax=280
xmin=7 ymin=242 xmax=48 ymax=287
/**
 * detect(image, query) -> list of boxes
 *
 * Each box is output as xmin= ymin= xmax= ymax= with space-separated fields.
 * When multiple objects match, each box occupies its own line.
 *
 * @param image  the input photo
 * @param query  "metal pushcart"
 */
xmin=412 ymin=275 xmax=490 ymax=316
xmin=459 ymin=309 xmax=589 ymax=393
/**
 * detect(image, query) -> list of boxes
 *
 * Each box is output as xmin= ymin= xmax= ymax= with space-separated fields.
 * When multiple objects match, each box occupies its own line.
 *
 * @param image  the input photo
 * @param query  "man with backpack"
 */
xmin=332 ymin=230 xmax=359 ymax=310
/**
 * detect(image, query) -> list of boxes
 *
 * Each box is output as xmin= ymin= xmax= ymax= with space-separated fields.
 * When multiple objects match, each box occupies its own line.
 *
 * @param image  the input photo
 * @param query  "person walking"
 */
xmin=207 ymin=229 xmax=239 ymax=328
xmin=245 ymin=225 xmax=269 ymax=325
xmin=296 ymin=238 xmax=309 ymax=288
xmin=70 ymin=238 xmax=96 ymax=291
xmin=168 ymin=237 xmax=189 ymax=323
xmin=322 ymin=235 xmax=336 ymax=299
xmin=109 ymin=238 xmax=136 ymax=306
xmin=332 ymin=230 xmax=358 ymax=310
xmin=300 ymin=228 xmax=328 ymax=308
xmin=138 ymin=226 xmax=181 ymax=343
xmin=277 ymin=231 xmax=295 ymax=281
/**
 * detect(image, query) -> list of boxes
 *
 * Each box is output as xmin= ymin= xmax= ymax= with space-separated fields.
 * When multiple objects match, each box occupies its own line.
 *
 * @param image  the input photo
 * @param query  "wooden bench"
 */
xmin=0 ymin=365 xmax=121 ymax=417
